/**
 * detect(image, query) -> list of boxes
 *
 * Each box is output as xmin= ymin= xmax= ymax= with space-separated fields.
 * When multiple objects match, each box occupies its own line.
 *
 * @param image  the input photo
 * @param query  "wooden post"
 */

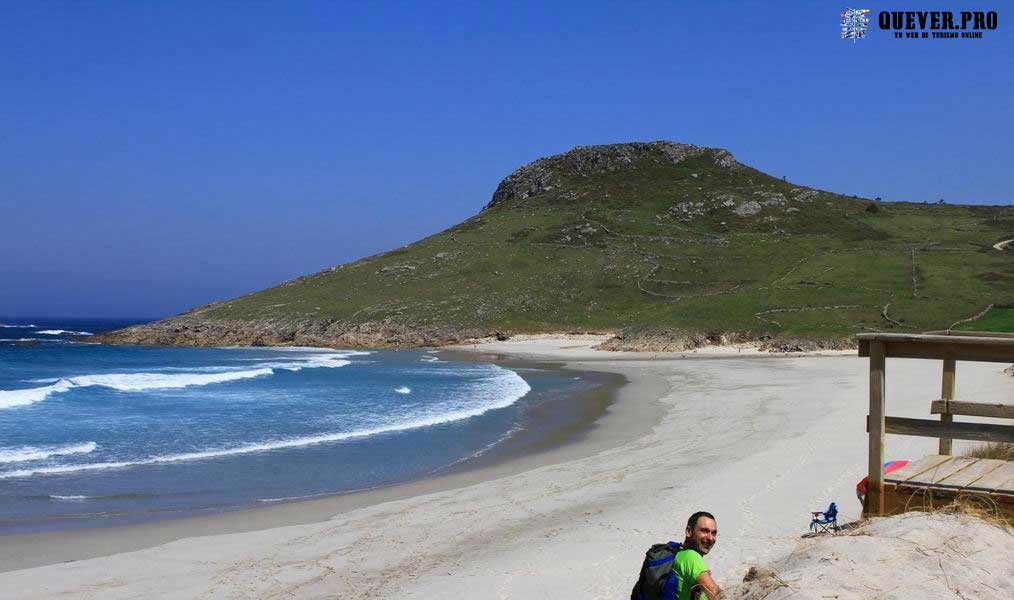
xmin=938 ymin=359 xmax=956 ymax=455
xmin=867 ymin=341 xmax=887 ymax=517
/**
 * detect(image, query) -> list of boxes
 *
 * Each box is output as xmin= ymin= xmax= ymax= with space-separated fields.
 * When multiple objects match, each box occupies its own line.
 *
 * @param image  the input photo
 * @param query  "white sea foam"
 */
xmin=2 ymin=349 xmax=363 ymax=410
xmin=227 ymin=350 xmax=363 ymax=371
xmin=68 ymin=369 xmax=275 ymax=391
xmin=0 ymin=365 xmax=532 ymax=480
xmin=0 ymin=442 xmax=97 ymax=464
xmin=420 ymin=356 xmax=441 ymax=363
xmin=440 ymin=423 xmax=524 ymax=470
xmin=0 ymin=380 xmax=75 ymax=409
xmin=395 ymin=386 xmax=411 ymax=394
xmin=1 ymin=369 xmax=274 ymax=409
xmin=0 ymin=323 xmax=37 ymax=328
xmin=36 ymin=330 xmax=93 ymax=336
xmin=257 ymin=491 xmax=337 ymax=503
xmin=49 ymin=495 xmax=92 ymax=501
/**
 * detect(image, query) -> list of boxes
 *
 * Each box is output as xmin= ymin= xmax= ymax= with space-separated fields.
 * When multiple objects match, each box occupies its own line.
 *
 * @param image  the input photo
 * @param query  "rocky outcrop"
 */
xmin=595 ymin=326 xmax=751 ymax=352
xmin=595 ymin=326 xmax=856 ymax=353
xmin=1004 ymin=364 xmax=1014 ymax=377
xmin=93 ymin=317 xmax=491 ymax=349
xmin=758 ymin=337 xmax=857 ymax=353
xmin=484 ymin=141 xmax=737 ymax=211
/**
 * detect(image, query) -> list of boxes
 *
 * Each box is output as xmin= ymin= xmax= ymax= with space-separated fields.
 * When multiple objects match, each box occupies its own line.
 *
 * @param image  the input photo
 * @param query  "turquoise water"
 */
xmin=0 ymin=319 xmax=589 ymax=533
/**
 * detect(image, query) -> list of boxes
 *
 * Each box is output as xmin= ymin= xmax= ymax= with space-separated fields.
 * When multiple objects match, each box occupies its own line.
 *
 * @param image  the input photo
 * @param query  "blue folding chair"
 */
xmin=809 ymin=502 xmax=838 ymax=534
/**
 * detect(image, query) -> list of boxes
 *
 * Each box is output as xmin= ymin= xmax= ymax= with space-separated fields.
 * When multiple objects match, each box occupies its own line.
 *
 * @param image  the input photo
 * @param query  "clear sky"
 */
xmin=2 ymin=1 xmax=1012 ymax=318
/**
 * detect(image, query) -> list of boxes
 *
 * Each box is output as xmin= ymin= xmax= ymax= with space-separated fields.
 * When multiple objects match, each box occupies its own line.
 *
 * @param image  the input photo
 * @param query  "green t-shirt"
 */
xmin=673 ymin=548 xmax=710 ymax=600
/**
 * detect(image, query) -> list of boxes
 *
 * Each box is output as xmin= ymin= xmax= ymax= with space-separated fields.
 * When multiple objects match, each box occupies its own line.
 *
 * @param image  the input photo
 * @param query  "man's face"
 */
xmin=685 ymin=516 xmax=718 ymax=555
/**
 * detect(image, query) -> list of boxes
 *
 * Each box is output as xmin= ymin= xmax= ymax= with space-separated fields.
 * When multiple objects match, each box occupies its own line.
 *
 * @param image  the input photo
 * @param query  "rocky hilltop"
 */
xmin=96 ymin=140 xmax=1014 ymax=349
xmin=486 ymin=141 xmax=736 ymax=210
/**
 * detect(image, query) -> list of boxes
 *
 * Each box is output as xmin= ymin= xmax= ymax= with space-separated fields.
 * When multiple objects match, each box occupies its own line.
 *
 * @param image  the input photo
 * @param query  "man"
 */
xmin=674 ymin=511 xmax=721 ymax=600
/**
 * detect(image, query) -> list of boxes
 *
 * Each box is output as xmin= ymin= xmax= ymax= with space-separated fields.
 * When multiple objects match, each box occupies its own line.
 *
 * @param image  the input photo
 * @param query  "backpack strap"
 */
xmin=645 ymin=542 xmax=683 ymax=567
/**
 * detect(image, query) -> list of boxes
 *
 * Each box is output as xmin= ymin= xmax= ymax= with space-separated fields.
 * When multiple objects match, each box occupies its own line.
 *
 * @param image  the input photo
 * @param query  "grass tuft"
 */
xmin=962 ymin=442 xmax=1014 ymax=461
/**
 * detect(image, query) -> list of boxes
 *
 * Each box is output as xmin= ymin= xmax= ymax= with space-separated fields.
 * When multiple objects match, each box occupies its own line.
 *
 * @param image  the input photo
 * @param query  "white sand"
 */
xmin=729 ymin=512 xmax=1014 ymax=599
xmin=1 ymin=337 xmax=1010 ymax=598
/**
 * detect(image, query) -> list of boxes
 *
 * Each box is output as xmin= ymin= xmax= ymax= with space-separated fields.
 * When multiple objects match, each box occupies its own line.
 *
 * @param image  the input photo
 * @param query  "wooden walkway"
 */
xmin=882 ymin=454 xmax=1014 ymax=517
xmin=858 ymin=332 xmax=1014 ymax=518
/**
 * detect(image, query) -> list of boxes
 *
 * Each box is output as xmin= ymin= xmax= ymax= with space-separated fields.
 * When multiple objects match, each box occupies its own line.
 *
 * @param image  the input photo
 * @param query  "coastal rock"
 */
xmin=596 ymin=328 xmax=856 ymax=353
xmin=595 ymin=326 xmax=751 ymax=352
xmin=1004 ymin=364 xmax=1014 ymax=377
xmin=93 ymin=317 xmax=491 ymax=349
xmin=759 ymin=337 xmax=857 ymax=353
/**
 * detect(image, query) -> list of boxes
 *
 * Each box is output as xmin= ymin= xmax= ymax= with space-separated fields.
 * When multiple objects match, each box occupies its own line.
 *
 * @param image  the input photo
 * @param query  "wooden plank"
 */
xmin=857 ymin=333 xmax=1014 ymax=346
xmin=922 ymin=330 xmax=1014 ymax=339
xmin=884 ymin=455 xmax=953 ymax=483
xmin=883 ymin=417 xmax=1014 ymax=443
xmin=856 ymin=333 xmax=1014 ymax=362
xmin=902 ymin=457 xmax=977 ymax=486
xmin=857 ymin=340 xmax=1014 ymax=362
xmin=936 ymin=458 xmax=1007 ymax=490
xmin=930 ymin=400 xmax=1014 ymax=419
xmin=969 ymin=462 xmax=1014 ymax=492
xmin=867 ymin=340 xmax=886 ymax=516
xmin=939 ymin=359 xmax=956 ymax=455
xmin=885 ymin=341 xmax=1014 ymax=363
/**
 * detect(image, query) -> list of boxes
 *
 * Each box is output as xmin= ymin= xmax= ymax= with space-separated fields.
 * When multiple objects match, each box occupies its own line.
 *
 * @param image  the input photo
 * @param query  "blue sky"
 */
xmin=2 ymin=1 xmax=1012 ymax=318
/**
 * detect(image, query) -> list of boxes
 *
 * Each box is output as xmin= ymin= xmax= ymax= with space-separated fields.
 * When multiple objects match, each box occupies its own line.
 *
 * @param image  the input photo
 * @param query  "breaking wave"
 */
xmin=0 ymin=380 xmax=76 ymax=409
xmin=0 ymin=351 xmax=359 ymax=410
xmin=0 ymin=442 xmax=97 ymax=464
xmin=0 ymin=366 xmax=531 ymax=480
xmin=0 ymin=370 xmax=274 ymax=409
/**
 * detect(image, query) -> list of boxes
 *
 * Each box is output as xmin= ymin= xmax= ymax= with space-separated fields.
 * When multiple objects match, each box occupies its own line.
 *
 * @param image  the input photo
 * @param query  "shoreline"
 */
xmin=0 ymin=340 xmax=663 ymax=572
xmin=2 ymin=337 xmax=1008 ymax=598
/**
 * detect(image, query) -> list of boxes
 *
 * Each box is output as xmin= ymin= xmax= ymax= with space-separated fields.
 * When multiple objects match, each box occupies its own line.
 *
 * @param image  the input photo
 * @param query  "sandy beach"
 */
xmin=1 ymin=336 xmax=1011 ymax=598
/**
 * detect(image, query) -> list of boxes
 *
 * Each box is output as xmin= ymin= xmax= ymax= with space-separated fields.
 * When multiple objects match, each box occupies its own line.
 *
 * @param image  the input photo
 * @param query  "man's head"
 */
xmin=683 ymin=511 xmax=718 ymax=555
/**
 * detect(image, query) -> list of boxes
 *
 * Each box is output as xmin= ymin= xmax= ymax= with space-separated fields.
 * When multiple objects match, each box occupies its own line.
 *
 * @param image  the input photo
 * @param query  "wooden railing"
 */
xmin=857 ymin=333 xmax=1014 ymax=516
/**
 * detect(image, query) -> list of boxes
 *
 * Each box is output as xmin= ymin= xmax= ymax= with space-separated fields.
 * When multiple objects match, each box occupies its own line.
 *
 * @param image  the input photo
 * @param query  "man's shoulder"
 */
xmin=675 ymin=547 xmax=709 ymax=573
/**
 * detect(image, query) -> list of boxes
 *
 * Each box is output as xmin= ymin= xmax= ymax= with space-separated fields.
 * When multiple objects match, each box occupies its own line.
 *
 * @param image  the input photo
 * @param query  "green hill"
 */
xmin=98 ymin=141 xmax=1014 ymax=349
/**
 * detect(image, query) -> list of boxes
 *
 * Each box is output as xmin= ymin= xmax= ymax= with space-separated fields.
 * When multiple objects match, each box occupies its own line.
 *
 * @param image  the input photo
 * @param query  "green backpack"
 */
xmin=630 ymin=541 xmax=685 ymax=600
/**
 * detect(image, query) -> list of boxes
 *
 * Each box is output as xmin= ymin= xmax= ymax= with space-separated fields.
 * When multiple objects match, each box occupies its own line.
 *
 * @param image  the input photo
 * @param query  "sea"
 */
xmin=0 ymin=318 xmax=599 ymax=534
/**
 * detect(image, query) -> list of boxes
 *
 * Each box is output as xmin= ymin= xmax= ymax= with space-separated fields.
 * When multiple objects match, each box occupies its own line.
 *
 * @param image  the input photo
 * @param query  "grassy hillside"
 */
xmin=952 ymin=306 xmax=1014 ymax=333
xmin=105 ymin=141 xmax=1014 ymax=346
